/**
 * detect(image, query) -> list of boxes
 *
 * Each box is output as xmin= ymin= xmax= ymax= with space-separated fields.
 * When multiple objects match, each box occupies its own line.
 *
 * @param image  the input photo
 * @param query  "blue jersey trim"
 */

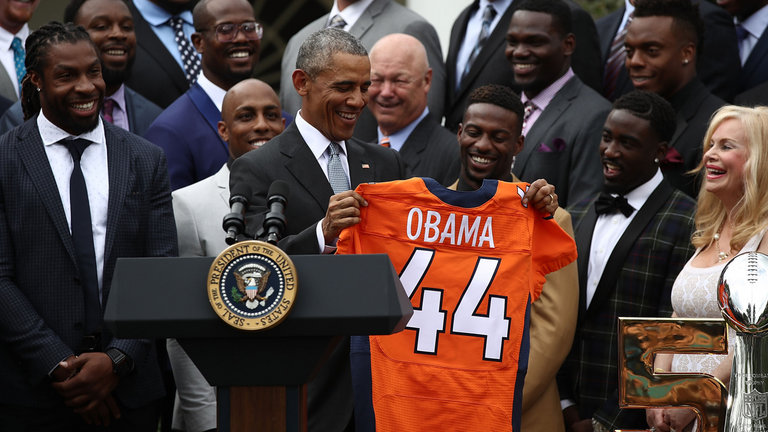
xmin=422 ymin=178 xmax=499 ymax=208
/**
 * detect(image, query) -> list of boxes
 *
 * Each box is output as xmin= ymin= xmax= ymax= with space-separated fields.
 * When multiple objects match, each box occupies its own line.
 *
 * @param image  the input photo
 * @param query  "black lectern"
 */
xmin=104 ymin=254 xmax=411 ymax=432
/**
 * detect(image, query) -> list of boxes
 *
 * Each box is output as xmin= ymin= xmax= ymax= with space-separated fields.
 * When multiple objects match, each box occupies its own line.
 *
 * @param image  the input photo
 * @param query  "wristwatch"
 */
xmin=105 ymin=348 xmax=133 ymax=378
xmin=592 ymin=418 xmax=611 ymax=432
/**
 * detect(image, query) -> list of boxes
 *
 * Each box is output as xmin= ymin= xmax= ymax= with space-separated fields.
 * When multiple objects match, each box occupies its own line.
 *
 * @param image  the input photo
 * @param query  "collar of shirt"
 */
xmin=328 ymin=0 xmax=375 ymax=30
xmin=521 ymin=67 xmax=575 ymax=114
xmin=133 ymin=0 xmax=194 ymax=26
xmin=586 ymin=169 xmax=663 ymax=309
xmin=0 ymin=23 xmax=29 ymax=49
xmin=296 ymin=109 xmax=348 ymax=161
xmin=455 ymin=0 xmax=514 ymax=83
xmin=478 ymin=0 xmax=513 ymax=28
xmin=105 ymin=84 xmax=129 ymax=131
xmin=736 ymin=3 xmax=768 ymax=63
xmin=377 ymin=107 xmax=429 ymax=152
xmin=620 ymin=0 xmax=635 ymax=31
xmin=38 ymin=111 xmax=106 ymax=147
xmin=196 ymin=72 xmax=227 ymax=112
xmin=622 ymin=168 xmax=663 ymax=212
xmin=737 ymin=3 xmax=768 ymax=39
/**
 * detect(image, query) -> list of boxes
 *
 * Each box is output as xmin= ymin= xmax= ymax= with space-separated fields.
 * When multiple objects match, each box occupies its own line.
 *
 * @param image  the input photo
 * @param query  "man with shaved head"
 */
xmin=143 ymin=0 xmax=267 ymax=190
xmin=367 ymin=33 xmax=459 ymax=186
xmin=167 ymin=78 xmax=284 ymax=432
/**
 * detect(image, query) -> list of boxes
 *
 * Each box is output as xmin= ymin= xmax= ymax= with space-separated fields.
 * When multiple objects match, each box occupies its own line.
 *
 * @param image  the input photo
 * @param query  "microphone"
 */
xmin=223 ymin=182 xmax=252 ymax=245
xmin=263 ymin=180 xmax=290 ymax=245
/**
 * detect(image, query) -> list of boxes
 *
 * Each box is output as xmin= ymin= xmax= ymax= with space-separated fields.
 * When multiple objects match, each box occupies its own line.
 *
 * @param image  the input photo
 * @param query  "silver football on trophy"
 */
xmin=718 ymin=251 xmax=768 ymax=333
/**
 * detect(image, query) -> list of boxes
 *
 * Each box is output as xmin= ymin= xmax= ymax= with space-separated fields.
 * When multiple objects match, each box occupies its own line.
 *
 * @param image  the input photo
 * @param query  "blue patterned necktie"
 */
xmin=327 ymin=14 xmax=347 ymax=29
xmin=460 ymin=4 xmax=497 ymax=88
xmin=11 ymin=37 xmax=25 ymax=91
xmin=327 ymin=141 xmax=350 ymax=194
xmin=63 ymin=138 xmax=102 ymax=335
xmin=169 ymin=16 xmax=201 ymax=85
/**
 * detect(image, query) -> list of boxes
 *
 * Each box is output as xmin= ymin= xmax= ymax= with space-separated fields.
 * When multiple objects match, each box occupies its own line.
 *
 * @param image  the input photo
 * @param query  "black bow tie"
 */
xmin=594 ymin=192 xmax=635 ymax=217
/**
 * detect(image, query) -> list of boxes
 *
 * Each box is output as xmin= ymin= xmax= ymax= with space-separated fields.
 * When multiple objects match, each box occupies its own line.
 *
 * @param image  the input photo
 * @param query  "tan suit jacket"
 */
xmin=449 ymin=177 xmax=577 ymax=432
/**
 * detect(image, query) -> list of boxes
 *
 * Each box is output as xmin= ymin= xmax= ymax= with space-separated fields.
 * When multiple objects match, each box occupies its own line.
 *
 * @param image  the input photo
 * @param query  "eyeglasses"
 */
xmin=203 ymin=21 xmax=263 ymax=42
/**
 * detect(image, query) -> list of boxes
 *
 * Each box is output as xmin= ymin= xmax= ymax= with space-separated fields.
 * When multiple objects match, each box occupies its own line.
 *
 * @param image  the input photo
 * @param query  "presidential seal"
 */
xmin=207 ymin=240 xmax=297 ymax=330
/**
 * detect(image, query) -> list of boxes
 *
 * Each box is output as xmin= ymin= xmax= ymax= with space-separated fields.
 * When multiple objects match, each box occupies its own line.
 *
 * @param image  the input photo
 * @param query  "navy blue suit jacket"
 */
xmin=144 ymin=83 xmax=225 ymax=191
xmin=0 ymin=119 xmax=178 ymax=409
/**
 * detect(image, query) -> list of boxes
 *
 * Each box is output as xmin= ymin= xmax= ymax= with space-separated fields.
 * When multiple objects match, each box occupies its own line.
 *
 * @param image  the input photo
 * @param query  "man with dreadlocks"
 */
xmin=0 ymin=22 xmax=177 ymax=430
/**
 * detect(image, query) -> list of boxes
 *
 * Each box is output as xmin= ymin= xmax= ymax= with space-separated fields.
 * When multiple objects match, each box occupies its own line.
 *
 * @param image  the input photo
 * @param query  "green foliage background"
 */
xmin=578 ymin=0 xmax=624 ymax=18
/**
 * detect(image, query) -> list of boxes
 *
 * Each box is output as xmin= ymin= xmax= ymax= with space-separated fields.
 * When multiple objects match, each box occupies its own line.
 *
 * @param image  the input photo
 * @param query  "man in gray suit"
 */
xmin=0 ymin=0 xmax=38 ymax=102
xmin=365 ymin=33 xmax=459 ymax=186
xmin=506 ymin=0 xmax=610 ymax=207
xmin=167 ymin=78 xmax=284 ymax=432
xmin=279 ymin=0 xmax=445 ymax=124
xmin=0 ymin=0 xmax=163 ymax=135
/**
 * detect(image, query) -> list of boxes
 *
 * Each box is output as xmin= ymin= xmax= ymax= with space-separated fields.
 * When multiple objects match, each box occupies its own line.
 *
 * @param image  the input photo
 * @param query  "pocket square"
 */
xmin=537 ymin=137 xmax=566 ymax=153
xmin=661 ymin=147 xmax=683 ymax=165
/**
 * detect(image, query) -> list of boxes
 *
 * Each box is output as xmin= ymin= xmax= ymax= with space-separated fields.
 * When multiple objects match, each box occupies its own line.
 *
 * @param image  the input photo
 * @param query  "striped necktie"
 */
xmin=603 ymin=14 xmax=632 ymax=100
xmin=460 ymin=4 xmax=497 ymax=88
xmin=327 ymin=14 xmax=347 ymax=29
xmin=380 ymin=136 xmax=391 ymax=148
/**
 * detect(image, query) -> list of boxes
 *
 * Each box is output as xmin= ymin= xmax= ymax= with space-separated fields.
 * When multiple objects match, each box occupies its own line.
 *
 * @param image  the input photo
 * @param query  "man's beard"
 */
xmin=102 ymin=57 xmax=134 ymax=91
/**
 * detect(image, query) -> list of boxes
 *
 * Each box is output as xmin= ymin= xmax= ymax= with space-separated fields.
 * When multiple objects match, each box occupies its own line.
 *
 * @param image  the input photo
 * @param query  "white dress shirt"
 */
xmin=295 ymin=110 xmax=352 ymax=253
xmin=736 ymin=3 xmax=768 ymax=65
xmin=39 ymin=113 xmax=109 ymax=296
xmin=454 ymin=0 xmax=513 ymax=86
xmin=328 ymin=0 xmax=375 ymax=30
xmin=196 ymin=71 xmax=227 ymax=112
xmin=586 ymin=169 xmax=663 ymax=308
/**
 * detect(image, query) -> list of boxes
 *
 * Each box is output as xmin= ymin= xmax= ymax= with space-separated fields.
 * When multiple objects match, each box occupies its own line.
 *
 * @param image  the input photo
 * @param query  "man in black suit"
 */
xmin=230 ymin=27 xmax=406 ymax=431
xmin=443 ymin=0 xmax=602 ymax=132
xmin=596 ymin=0 xmax=741 ymax=102
xmin=364 ymin=33 xmax=459 ymax=186
xmin=624 ymin=0 xmax=725 ymax=197
xmin=0 ymin=22 xmax=176 ymax=430
xmin=126 ymin=0 xmax=197 ymax=108
xmin=721 ymin=0 xmax=768 ymax=95
xmin=0 ymin=0 xmax=163 ymax=135
xmin=505 ymin=0 xmax=610 ymax=208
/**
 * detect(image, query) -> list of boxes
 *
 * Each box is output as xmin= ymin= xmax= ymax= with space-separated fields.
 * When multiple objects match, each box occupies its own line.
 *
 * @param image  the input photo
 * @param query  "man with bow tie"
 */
xmin=557 ymin=90 xmax=696 ymax=432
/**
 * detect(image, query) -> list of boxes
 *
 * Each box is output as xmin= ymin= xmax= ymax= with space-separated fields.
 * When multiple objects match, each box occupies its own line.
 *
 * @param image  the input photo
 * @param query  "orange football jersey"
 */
xmin=337 ymin=178 xmax=577 ymax=431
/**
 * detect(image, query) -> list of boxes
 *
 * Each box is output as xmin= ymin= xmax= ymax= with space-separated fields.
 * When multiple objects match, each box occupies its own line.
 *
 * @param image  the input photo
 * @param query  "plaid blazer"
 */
xmin=557 ymin=179 xmax=696 ymax=429
xmin=0 ymin=119 xmax=178 ymax=409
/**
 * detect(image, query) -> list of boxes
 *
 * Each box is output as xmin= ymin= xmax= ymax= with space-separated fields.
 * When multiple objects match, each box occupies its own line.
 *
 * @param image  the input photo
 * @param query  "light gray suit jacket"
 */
xmin=512 ymin=75 xmax=611 ymax=208
xmin=279 ymin=0 xmax=445 ymax=119
xmin=168 ymin=164 xmax=229 ymax=431
xmin=171 ymin=163 xmax=230 ymax=257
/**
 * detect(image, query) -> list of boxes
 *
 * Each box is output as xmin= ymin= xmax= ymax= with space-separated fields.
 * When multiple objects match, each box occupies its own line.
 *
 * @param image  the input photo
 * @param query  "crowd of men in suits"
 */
xmin=0 ymin=0 xmax=767 ymax=430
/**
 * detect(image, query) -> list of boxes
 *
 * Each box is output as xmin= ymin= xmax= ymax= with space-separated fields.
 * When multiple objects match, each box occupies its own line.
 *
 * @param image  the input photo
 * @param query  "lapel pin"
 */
xmin=362 ymin=163 xmax=370 ymax=169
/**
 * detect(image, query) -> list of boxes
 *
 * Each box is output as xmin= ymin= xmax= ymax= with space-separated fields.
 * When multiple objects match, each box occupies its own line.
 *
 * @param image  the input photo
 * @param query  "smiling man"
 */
xmin=557 ymin=90 xmax=696 ymax=432
xmin=0 ymin=0 xmax=164 ymax=135
xmin=367 ymin=33 xmax=458 ymax=186
xmin=624 ymin=0 xmax=725 ymax=198
xmin=505 ymin=0 xmax=610 ymax=207
xmin=0 ymin=22 xmax=177 ymax=430
xmin=144 ymin=0 xmax=264 ymax=190
xmin=229 ymin=27 xmax=406 ymax=432
xmin=167 ymin=78 xmax=284 ymax=432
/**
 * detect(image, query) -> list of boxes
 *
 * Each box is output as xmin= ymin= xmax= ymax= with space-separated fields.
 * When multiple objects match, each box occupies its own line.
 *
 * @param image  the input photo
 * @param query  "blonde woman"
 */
xmin=647 ymin=105 xmax=768 ymax=432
